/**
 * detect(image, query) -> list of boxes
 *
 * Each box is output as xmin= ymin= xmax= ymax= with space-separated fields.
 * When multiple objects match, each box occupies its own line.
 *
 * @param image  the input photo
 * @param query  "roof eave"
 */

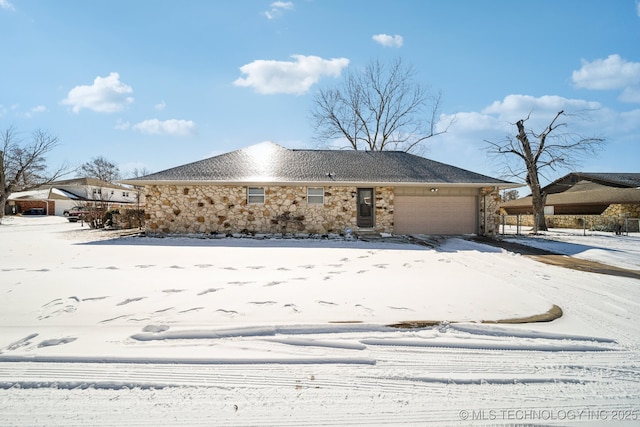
xmin=119 ymin=179 xmax=521 ymax=188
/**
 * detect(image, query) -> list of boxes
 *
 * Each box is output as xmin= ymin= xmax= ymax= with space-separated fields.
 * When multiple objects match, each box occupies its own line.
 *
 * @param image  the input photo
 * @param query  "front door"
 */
xmin=357 ymin=188 xmax=374 ymax=228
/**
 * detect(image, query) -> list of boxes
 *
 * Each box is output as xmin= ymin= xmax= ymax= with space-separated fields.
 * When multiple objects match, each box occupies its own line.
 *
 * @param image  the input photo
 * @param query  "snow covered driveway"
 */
xmin=1 ymin=217 xmax=639 ymax=425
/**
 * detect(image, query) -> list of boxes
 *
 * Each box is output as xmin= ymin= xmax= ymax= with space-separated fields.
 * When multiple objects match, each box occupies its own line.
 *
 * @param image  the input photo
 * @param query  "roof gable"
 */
xmin=124 ymin=141 xmax=512 ymax=186
xmin=544 ymin=172 xmax=640 ymax=194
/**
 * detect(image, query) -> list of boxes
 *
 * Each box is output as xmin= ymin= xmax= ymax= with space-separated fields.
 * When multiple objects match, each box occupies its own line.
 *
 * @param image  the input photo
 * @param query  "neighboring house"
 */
xmin=121 ymin=142 xmax=516 ymax=236
xmin=6 ymin=177 xmax=143 ymax=216
xmin=500 ymin=172 xmax=640 ymax=231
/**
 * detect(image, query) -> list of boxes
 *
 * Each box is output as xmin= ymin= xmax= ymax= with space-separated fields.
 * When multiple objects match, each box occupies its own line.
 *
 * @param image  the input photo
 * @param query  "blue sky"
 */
xmin=1 ymin=0 xmax=639 ymax=186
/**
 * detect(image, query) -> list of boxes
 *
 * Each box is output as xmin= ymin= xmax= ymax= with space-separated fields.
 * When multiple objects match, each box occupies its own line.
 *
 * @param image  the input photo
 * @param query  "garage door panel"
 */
xmin=394 ymin=196 xmax=477 ymax=235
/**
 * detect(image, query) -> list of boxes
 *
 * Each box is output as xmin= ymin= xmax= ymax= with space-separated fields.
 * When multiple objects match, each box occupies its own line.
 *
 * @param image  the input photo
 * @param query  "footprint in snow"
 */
xmin=284 ymin=304 xmax=300 ymax=313
xmin=194 ymin=264 xmax=213 ymax=268
xmin=82 ymin=296 xmax=109 ymax=302
xmin=116 ymin=297 xmax=146 ymax=306
xmin=3 ymin=333 xmax=39 ymax=352
xmin=135 ymin=264 xmax=155 ymax=269
xmin=388 ymin=306 xmax=414 ymax=311
xmin=318 ymin=300 xmax=338 ymax=306
xmin=37 ymin=337 xmax=77 ymax=348
xmin=38 ymin=296 xmax=80 ymax=320
xmin=216 ymin=309 xmax=239 ymax=317
xmin=162 ymin=289 xmax=185 ymax=294
xmin=179 ymin=307 xmax=204 ymax=314
xmin=373 ymin=264 xmax=388 ymax=269
xmin=356 ymin=304 xmax=373 ymax=313
xmin=264 ymin=280 xmax=285 ymax=287
xmin=249 ymin=301 xmax=277 ymax=305
xmin=99 ymin=314 xmax=131 ymax=323
xmin=142 ymin=325 xmax=170 ymax=333
xmin=247 ymin=266 xmax=265 ymax=270
xmin=197 ymin=288 xmax=221 ymax=296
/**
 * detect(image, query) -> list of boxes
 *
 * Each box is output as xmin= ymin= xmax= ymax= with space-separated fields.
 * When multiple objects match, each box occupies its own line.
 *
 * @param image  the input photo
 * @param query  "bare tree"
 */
xmin=80 ymin=156 xmax=120 ymax=182
xmin=1 ymin=127 xmax=68 ymax=220
xmin=310 ymin=58 xmax=451 ymax=152
xmin=501 ymin=189 xmax=519 ymax=202
xmin=125 ymin=167 xmax=151 ymax=179
xmin=486 ymin=110 xmax=605 ymax=232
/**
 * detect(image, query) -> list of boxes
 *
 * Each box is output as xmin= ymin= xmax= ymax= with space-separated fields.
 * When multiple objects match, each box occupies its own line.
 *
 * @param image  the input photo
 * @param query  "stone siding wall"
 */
xmin=144 ymin=184 xmax=394 ymax=236
xmin=479 ymin=187 xmax=501 ymax=237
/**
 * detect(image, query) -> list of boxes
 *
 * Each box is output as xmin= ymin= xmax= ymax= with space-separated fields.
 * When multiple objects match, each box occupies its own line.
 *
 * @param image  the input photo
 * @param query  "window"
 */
xmin=123 ymin=192 xmax=129 ymax=197
xmin=307 ymin=187 xmax=324 ymax=204
xmin=247 ymin=187 xmax=265 ymax=204
xmin=92 ymin=188 xmax=101 ymax=195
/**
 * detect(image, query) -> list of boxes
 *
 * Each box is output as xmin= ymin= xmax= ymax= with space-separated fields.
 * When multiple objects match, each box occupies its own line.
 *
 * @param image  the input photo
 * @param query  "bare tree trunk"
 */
xmin=515 ymin=119 xmax=547 ymax=232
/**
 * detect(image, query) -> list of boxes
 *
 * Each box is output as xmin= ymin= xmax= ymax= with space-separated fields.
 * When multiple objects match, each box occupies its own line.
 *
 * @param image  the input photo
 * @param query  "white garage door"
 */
xmin=394 ymin=195 xmax=477 ymax=235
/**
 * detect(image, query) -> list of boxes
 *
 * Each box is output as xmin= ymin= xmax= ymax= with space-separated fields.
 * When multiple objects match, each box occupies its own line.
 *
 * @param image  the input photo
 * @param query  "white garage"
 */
xmin=394 ymin=188 xmax=479 ymax=235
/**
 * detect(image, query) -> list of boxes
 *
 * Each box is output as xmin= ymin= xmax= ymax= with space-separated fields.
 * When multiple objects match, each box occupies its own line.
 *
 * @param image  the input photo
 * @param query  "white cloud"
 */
xmin=481 ymin=94 xmax=601 ymax=122
xmin=114 ymin=119 xmax=131 ymax=130
xmin=0 ymin=0 xmax=15 ymax=11
xmin=61 ymin=72 xmax=134 ymax=113
xmin=572 ymin=54 xmax=640 ymax=90
xmin=372 ymin=34 xmax=403 ymax=48
xmin=132 ymin=119 xmax=196 ymax=136
xmin=264 ymin=1 xmax=294 ymax=19
xmin=23 ymin=105 xmax=47 ymax=118
xmin=234 ymin=55 xmax=349 ymax=95
xmin=620 ymin=86 xmax=640 ymax=103
xmin=154 ymin=100 xmax=166 ymax=111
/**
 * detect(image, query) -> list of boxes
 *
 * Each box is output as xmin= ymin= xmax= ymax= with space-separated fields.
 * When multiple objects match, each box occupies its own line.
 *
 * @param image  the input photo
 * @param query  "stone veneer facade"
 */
xmin=145 ymin=184 xmax=394 ymax=236
xmin=144 ymin=184 xmax=502 ymax=237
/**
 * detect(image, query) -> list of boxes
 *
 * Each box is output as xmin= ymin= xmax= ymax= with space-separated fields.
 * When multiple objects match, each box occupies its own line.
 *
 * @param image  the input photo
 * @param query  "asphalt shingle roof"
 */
xmin=502 ymin=180 xmax=640 ymax=209
xmin=569 ymin=173 xmax=640 ymax=188
xmin=124 ymin=142 xmax=511 ymax=186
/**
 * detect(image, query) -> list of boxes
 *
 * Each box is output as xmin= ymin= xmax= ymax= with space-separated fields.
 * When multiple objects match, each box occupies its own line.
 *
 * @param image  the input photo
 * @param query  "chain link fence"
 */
xmin=499 ymin=214 xmax=640 ymax=236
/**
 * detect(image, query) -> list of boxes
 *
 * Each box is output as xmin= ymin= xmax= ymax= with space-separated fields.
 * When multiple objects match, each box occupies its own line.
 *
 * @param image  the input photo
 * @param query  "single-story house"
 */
xmin=6 ymin=177 xmax=143 ymax=216
xmin=121 ymin=142 xmax=516 ymax=237
xmin=500 ymin=172 xmax=640 ymax=230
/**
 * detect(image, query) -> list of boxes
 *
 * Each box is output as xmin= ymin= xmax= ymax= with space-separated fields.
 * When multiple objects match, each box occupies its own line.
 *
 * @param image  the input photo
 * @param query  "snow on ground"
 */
xmin=502 ymin=227 xmax=640 ymax=270
xmin=1 ymin=216 xmax=639 ymax=426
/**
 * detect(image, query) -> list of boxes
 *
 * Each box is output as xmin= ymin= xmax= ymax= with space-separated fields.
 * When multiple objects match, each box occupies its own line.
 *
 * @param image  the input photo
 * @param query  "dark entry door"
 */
xmin=357 ymin=188 xmax=374 ymax=228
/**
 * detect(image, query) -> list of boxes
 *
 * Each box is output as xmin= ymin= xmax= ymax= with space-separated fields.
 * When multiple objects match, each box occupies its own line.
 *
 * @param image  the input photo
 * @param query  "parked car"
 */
xmin=22 ymin=208 xmax=46 ymax=215
xmin=64 ymin=206 xmax=92 ymax=222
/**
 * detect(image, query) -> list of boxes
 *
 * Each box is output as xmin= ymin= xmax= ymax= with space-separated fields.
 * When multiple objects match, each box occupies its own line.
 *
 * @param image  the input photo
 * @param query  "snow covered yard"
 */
xmin=1 ymin=216 xmax=639 ymax=426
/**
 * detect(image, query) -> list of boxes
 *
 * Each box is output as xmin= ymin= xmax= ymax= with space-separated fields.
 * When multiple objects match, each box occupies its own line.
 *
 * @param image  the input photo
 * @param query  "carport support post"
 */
xmin=583 ymin=216 xmax=587 ymax=236
xmin=625 ymin=217 xmax=629 ymax=236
